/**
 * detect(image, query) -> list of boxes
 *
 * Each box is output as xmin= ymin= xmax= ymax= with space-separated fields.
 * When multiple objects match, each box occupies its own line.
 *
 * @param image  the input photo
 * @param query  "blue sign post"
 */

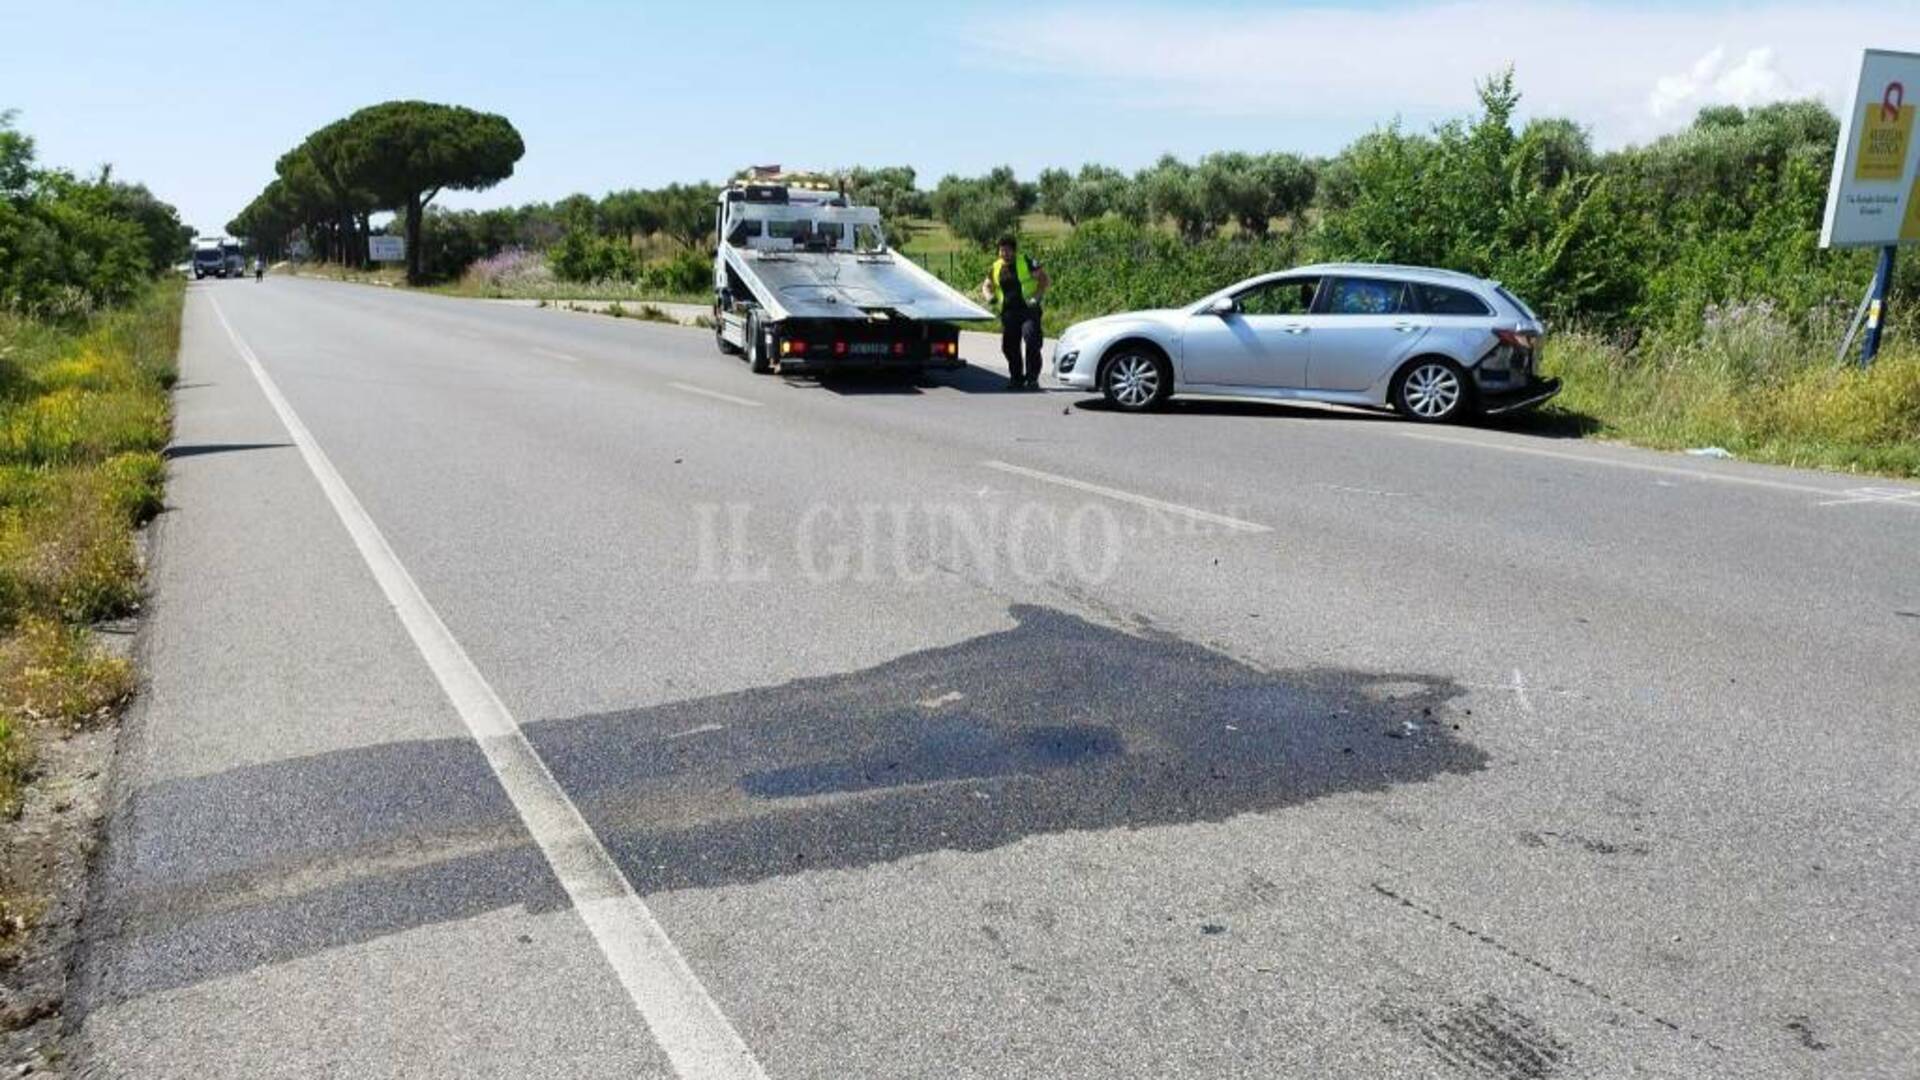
xmin=1862 ymin=244 xmax=1898 ymax=367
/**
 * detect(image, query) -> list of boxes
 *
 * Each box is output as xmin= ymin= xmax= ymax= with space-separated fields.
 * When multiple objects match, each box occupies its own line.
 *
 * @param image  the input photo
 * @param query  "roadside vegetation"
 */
xmin=0 ymin=111 xmax=181 ymax=854
xmin=228 ymin=74 xmax=1919 ymax=475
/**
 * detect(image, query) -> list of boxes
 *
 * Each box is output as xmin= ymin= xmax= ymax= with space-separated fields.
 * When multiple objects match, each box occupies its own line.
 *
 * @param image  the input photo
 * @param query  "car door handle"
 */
xmin=1281 ymin=325 xmax=1309 ymax=335
xmin=1393 ymin=322 xmax=1420 ymax=333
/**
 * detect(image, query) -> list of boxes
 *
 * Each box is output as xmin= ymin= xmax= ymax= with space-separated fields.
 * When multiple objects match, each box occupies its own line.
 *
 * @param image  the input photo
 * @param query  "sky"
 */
xmin=0 ymin=1 xmax=1900 ymax=236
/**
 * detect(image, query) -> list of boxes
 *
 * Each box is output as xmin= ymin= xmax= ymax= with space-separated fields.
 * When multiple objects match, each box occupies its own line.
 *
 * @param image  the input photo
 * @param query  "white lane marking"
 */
xmin=207 ymin=295 xmax=766 ymax=1080
xmin=534 ymin=347 xmax=583 ymax=364
xmin=981 ymin=460 xmax=1271 ymax=534
xmin=918 ymin=691 xmax=965 ymax=709
xmin=669 ymin=382 xmax=764 ymax=408
xmin=1816 ymin=487 xmax=1920 ymax=508
xmin=664 ymin=723 xmax=727 ymax=741
xmin=1321 ymin=484 xmax=1410 ymax=498
xmin=1510 ymin=669 xmax=1536 ymax=719
xmin=1399 ymin=431 xmax=1847 ymax=497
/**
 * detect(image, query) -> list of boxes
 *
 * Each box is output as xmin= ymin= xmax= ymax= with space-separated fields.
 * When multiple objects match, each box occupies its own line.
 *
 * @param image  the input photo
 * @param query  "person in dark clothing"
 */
xmin=979 ymin=236 xmax=1051 ymax=389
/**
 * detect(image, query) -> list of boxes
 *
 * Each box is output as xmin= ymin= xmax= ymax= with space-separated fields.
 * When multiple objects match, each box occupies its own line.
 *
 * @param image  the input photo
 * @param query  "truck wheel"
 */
xmin=747 ymin=314 xmax=772 ymax=374
xmin=715 ymin=311 xmax=741 ymax=356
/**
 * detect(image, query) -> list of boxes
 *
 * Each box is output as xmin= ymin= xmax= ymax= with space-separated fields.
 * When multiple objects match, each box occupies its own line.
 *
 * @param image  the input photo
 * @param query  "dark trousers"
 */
xmin=1001 ymin=308 xmax=1043 ymax=381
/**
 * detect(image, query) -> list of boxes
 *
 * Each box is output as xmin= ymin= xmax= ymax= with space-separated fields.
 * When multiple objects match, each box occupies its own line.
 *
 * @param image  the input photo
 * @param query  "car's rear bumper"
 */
xmin=1480 ymin=377 xmax=1561 ymax=416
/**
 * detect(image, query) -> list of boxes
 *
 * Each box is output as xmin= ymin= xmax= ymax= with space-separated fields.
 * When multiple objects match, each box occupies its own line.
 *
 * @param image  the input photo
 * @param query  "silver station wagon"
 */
xmin=1052 ymin=264 xmax=1559 ymax=422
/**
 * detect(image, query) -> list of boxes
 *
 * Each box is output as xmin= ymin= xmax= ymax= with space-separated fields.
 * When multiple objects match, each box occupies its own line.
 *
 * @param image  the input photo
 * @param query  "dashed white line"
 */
xmin=534 ymin=347 xmax=583 ymax=364
xmin=981 ymin=460 xmax=1271 ymax=534
xmin=669 ymin=382 xmax=764 ymax=408
xmin=208 ymin=294 xmax=767 ymax=1080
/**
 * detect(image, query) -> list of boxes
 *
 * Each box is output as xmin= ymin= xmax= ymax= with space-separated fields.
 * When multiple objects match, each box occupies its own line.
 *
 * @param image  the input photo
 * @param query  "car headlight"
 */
xmin=1057 ymin=349 xmax=1080 ymax=373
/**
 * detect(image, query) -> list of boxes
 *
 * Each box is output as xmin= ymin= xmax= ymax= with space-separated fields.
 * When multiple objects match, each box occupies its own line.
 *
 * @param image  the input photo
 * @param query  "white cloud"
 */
xmin=968 ymin=2 xmax=1875 ymax=146
xmin=1650 ymin=46 xmax=1814 ymax=120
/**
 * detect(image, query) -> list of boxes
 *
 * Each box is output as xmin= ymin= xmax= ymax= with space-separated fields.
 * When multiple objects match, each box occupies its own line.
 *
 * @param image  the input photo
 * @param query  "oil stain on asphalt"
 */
xmin=84 ymin=605 xmax=1485 ymax=1004
xmin=525 ymin=604 xmax=1487 ymax=893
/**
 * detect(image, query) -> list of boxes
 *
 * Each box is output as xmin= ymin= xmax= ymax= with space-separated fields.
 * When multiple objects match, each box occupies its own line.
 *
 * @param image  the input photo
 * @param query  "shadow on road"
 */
xmin=161 ymin=442 xmax=294 ymax=460
xmin=78 ymin=606 xmax=1483 ymax=1011
xmin=1481 ymin=405 xmax=1604 ymax=440
xmin=781 ymin=363 xmax=1024 ymax=396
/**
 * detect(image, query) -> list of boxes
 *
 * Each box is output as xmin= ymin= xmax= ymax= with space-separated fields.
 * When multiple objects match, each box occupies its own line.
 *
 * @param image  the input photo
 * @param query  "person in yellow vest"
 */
xmin=979 ymin=235 xmax=1051 ymax=390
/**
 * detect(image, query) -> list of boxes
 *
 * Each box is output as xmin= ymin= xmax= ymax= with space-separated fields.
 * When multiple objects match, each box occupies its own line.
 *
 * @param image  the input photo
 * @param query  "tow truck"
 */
xmin=712 ymin=169 xmax=990 ymax=374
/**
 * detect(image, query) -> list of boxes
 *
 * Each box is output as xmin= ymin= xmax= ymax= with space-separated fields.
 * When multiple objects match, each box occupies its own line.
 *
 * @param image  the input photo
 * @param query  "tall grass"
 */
xmin=0 ymin=280 xmax=178 ymax=815
xmin=1543 ymin=302 xmax=1920 ymax=477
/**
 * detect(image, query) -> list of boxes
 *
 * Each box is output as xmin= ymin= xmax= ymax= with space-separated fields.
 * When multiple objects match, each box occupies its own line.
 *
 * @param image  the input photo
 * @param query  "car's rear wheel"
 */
xmin=1392 ymin=358 xmax=1472 ymax=422
xmin=1101 ymin=348 xmax=1170 ymax=411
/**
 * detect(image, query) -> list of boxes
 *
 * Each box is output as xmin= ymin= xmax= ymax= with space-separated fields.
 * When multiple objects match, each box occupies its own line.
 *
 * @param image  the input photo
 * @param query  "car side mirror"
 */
xmin=1207 ymin=297 xmax=1237 ymax=317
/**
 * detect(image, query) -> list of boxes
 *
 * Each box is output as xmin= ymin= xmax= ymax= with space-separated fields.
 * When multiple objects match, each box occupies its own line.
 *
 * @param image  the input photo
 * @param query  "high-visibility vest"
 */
xmin=989 ymin=255 xmax=1039 ymax=312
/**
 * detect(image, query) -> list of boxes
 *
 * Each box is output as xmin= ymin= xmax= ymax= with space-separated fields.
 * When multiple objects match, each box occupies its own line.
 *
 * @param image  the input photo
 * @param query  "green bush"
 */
xmin=549 ymin=228 xmax=639 ymax=283
xmin=1 ymin=113 xmax=182 ymax=318
xmin=644 ymin=248 xmax=709 ymax=294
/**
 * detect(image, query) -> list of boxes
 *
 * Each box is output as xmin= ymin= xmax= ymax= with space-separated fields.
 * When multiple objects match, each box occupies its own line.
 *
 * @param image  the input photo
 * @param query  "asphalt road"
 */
xmin=74 ymin=276 xmax=1920 ymax=1079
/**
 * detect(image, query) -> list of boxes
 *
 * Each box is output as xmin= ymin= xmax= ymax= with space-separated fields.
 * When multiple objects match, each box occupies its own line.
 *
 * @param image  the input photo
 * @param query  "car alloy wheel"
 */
xmin=1402 ymin=361 xmax=1463 ymax=420
xmin=1105 ymin=353 xmax=1163 ymax=410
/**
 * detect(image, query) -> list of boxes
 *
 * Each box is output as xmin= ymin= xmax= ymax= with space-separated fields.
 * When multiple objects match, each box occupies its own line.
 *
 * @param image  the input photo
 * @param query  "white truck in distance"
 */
xmin=191 ymin=237 xmax=246 ymax=279
xmin=712 ymin=171 xmax=990 ymax=374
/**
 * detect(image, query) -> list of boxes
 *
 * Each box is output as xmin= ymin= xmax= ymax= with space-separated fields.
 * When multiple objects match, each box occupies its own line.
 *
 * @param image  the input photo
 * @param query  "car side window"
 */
xmin=1234 ymin=277 xmax=1318 ymax=317
xmin=1414 ymin=283 xmax=1493 ymax=316
xmin=1324 ymin=277 xmax=1410 ymax=316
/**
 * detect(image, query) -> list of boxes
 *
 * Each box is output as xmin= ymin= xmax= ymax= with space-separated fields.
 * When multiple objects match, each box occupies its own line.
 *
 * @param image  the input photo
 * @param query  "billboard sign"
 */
xmin=1822 ymin=49 xmax=1920 ymax=248
xmin=369 ymin=235 xmax=406 ymax=262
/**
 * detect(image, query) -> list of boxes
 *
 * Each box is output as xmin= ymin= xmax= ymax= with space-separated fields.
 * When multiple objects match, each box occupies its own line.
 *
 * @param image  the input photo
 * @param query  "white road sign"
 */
xmin=369 ymin=235 xmax=406 ymax=262
xmin=1822 ymin=49 xmax=1920 ymax=248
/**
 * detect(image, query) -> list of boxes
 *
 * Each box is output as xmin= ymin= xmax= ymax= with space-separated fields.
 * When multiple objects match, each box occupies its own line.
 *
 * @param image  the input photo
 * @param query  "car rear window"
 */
xmin=1495 ymin=285 xmax=1539 ymax=321
xmin=1324 ymin=277 xmax=1410 ymax=315
xmin=1414 ymin=283 xmax=1493 ymax=316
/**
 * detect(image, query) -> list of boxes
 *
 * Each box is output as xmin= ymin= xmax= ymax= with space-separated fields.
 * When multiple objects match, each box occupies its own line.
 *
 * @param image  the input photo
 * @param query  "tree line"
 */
xmin=1 ymin=111 xmax=190 ymax=318
xmin=227 ymin=100 xmax=524 ymax=283
xmin=236 ymin=73 xmax=1893 ymax=338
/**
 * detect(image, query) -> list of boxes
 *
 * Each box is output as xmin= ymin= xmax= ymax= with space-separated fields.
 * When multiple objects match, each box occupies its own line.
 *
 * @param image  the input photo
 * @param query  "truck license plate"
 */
xmin=848 ymin=343 xmax=890 ymax=355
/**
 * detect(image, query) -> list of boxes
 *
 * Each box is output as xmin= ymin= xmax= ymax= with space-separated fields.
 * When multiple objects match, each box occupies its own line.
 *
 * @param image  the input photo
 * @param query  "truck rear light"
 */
xmin=892 ymin=342 xmax=906 ymax=356
xmin=932 ymin=341 xmax=956 ymax=357
xmin=780 ymin=339 xmax=808 ymax=356
xmin=833 ymin=341 xmax=848 ymax=356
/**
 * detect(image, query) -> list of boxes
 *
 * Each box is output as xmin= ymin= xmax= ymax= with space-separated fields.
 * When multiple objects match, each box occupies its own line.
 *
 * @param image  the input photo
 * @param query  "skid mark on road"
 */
xmin=1392 ymin=995 xmax=1569 ymax=1079
xmin=1370 ymin=882 xmax=1724 ymax=1054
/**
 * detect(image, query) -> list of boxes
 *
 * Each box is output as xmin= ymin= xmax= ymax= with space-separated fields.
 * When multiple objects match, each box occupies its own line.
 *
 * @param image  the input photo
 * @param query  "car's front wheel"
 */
xmin=1392 ymin=358 xmax=1473 ymax=423
xmin=1101 ymin=348 xmax=1170 ymax=411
